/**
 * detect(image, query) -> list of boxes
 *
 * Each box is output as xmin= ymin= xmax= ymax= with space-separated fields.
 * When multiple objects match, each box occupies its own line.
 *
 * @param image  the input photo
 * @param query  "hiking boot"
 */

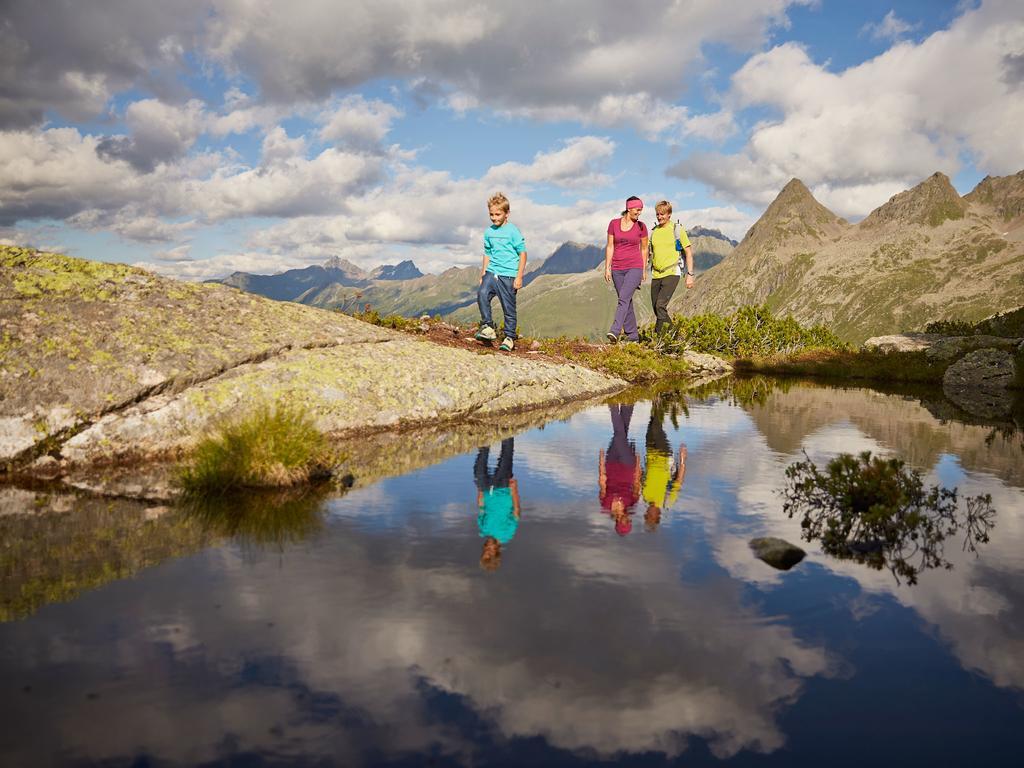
xmin=606 ymin=332 xmax=618 ymax=344
xmin=499 ymin=337 xmax=515 ymax=352
xmin=475 ymin=324 xmax=497 ymax=341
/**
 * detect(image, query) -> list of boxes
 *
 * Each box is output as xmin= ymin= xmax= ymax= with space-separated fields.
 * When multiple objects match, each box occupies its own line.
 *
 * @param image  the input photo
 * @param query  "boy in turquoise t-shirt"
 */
xmin=476 ymin=192 xmax=527 ymax=352
xmin=474 ymin=438 xmax=521 ymax=571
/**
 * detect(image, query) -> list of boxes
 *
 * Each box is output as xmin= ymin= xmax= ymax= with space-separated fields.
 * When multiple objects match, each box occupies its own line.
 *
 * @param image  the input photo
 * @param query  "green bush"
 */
xmin=923 ymin=319 xmax=975 ymax=335
xmin=975 ymin=306 xmax=1024 ymax=338
xmin=179 ymin=403 xmax=336 ymax=492
xmin=924 ymin=306 xmax=1024 ymax=338
xmin=642 ymin=305 xmax=848 ymax=358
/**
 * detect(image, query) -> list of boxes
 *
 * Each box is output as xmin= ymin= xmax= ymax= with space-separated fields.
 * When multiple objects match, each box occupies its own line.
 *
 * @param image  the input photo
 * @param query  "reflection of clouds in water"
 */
xmin=0 ymin=508 xmax=836 ymax=764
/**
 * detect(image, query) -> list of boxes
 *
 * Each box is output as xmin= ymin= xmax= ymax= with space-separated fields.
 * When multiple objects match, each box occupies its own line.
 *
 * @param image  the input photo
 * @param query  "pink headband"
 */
xmin=625 ymin=199 xmax=644 ymax=210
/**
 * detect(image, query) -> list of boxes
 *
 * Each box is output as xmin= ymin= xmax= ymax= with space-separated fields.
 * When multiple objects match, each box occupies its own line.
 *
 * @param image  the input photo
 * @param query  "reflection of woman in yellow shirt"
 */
xmin=642 ymin=402 xmax=686 ymax=530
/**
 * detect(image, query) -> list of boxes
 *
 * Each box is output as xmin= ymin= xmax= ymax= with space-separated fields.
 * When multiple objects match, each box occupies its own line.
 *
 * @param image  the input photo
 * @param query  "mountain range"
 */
xmin=213 ymin=228 xmax=737 ymax=337
xmin=672 ymin=170 xmax=1024 ymax=342
xmin=213 ymin=171 xmax=1024 ymax=343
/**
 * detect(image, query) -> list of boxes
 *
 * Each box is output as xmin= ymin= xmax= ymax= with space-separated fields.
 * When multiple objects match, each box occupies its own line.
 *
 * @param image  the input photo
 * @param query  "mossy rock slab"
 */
xmin=1 ymin=248 xmax=625 ymax=468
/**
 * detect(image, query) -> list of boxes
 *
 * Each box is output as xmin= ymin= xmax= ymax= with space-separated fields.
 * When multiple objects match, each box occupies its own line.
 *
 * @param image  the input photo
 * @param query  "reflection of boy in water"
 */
xmin=599 ymin=403 xmax=641 ymax=536
xmin=475 ymin=438 xmax=520 ymax=571
xmin=642 ymin=399 xmax=686 ymax=531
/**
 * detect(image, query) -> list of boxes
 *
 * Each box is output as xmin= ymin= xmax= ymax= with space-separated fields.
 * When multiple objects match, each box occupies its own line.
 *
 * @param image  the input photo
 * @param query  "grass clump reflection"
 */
xmin=179 ymin=402 xmax=337 ymax=492
xmin=182 ymin=485 xmax=332 ymax=547
xmin=782 ymin=451 xmax=995 ymax=585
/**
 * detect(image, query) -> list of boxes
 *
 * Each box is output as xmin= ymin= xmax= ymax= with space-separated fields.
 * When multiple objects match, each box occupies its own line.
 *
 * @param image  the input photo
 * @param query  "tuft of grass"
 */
xmin=179 ymin=403 xmax=336 ymax=492
xmin=539 ymin=338 xmax=690 ymax=382
xmin=347 ymin=306 xmax=422 ymax=332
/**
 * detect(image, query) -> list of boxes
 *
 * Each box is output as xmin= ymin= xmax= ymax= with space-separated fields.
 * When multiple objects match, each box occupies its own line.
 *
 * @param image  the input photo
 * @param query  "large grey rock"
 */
xmin=683 ymin=351 xmax=733 ymax=377
xmin=862 ymin=333 xmax=941 ymax=353
xmin=749 ymin=537 xmax=806 ymax=571
xmin=1 ymin=247 xmax=627 ymax=469
xmin=862 ymin=333 xmax=1021 ymax=361
xmin=942 ymin=348 xmax=1018 ymax=419
xmin=60 ymin=338 xmax=623 ymax=465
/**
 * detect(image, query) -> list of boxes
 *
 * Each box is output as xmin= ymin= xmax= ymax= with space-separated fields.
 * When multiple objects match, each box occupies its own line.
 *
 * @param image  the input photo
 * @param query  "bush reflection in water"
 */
xmin=782 ymin=450 xmax=996 ymax=585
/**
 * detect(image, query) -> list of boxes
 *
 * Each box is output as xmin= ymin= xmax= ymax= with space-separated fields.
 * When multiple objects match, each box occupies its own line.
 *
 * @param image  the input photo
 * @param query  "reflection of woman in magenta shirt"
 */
xmin=598 ymin=403 xmax=641 ymax=535
xmin=604 ymin=196 xmax=648 ymax=343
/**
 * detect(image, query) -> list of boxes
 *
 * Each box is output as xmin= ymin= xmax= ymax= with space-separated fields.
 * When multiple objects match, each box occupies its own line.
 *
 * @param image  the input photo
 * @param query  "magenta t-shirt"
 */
xmin=607 ymin=218 xmax=648 ymax=270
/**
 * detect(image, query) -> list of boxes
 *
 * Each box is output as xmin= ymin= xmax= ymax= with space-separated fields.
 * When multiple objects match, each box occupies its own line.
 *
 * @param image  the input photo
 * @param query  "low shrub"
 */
xmin=924 ymin=306 xmax=1024 ymax=338
xmin=975 ymin=306 xmax=1024 ymax=338
xmin=539 ymin=338 xmax=690 ymax=382
xmin=923 ymin=319 xmax=975 ymax=336
xmin=179 ymin=403 xmax=336 ymax=492
xmin=643 ymin=305 xmax=848 ymax=358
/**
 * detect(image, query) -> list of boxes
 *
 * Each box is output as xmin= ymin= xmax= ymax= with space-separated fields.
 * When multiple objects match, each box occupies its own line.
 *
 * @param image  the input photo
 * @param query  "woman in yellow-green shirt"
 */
xmin=648 ymin=200 xmax=695 ymax=334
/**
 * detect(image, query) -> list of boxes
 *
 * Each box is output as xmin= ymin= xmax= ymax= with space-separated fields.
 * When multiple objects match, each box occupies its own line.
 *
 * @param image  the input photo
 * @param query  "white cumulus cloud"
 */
xmin=675 ymin=0 xmax=1024 ymax=218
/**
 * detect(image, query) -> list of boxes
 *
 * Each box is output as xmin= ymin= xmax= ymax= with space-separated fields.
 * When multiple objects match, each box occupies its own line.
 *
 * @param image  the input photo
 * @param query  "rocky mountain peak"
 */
xmin=687 ymin=226 xmax=738 ymax=247
xmin=965 ymin=170 xmax=1024 ymax=223
xmin=740 ymin=178 xmax=845 ymax=249
xmin=370 ymin=260 xmax=423 ymax=281
xmin=523 ymin=241 xmax=604 ymax=286
xmin=861 ymin=172 xmax=967 ymax=228
xmin=323 ymin=256 xmax=369 ymax=279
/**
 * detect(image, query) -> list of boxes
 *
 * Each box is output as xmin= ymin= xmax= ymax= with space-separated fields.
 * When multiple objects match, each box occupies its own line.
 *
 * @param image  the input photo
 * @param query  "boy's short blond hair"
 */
xmin=655 ymin=200 xmax=672 ymax=215
xmin=488 ymin=192 xmax=510 ymax=213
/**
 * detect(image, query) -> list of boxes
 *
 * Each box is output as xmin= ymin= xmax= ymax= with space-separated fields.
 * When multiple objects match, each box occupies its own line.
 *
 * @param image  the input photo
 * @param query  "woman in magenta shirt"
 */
xmin=604 ymin=196 xmax=648 ymax=342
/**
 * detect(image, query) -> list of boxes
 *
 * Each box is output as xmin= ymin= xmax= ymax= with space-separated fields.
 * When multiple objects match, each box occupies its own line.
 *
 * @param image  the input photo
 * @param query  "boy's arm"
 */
xmin=683 ymin=244 xmax=695 ymax=288
xmin=511 ymin=477 xmax=521 ymax=518
xmin=479 ymin=252 xmax=489 ymax=285
xmin=514 ymin=250 xmax=526 ymax=291
xmin=667 ymin=445 xmax=686 ymax=505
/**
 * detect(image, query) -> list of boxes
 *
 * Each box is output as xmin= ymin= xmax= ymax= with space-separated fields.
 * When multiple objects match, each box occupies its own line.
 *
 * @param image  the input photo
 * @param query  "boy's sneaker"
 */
xmin=606 ymin=332 xmax=618 ymax=344
xmin=475 ymin=325 xmax=497 ymax=341
xmin=499 ymin=337 xmax=515 ymax=352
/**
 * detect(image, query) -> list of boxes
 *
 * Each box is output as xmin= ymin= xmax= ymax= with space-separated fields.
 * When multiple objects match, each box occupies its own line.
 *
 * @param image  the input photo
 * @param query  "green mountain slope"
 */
xmin=673 ymin=171 xmax=1024 ymax=344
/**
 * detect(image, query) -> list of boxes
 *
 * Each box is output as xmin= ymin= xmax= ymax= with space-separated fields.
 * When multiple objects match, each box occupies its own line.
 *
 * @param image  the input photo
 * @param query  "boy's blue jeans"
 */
xmin=477 ymin=272 xmax=518 ymax=339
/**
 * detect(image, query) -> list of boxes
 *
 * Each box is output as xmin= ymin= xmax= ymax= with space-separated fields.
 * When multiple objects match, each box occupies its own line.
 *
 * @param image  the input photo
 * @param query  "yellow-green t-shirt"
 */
xmin=649 ymin=224 xmax=691 ymax=279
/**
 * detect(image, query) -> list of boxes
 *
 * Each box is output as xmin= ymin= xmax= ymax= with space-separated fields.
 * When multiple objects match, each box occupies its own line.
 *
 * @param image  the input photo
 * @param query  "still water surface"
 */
xmin=2 ymin=379 xmax=1023 ymax=766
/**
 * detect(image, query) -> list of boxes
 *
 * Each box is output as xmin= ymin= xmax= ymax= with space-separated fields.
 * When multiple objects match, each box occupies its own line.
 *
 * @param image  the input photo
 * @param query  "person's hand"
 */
xmin=685 ymin=274 xmax=695 ymax=289
xmin=604 ymin=267 xmax=612 ymax=285
xmin=479 ymin=269 xmax=485 ymax=285
xmin=513 ymin=276 xmax=522 ymax=290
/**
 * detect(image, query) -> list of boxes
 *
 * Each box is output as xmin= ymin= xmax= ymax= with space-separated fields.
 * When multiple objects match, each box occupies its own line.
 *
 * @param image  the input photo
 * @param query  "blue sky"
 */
xmin=1 ymin=0 xmax=1021 ymax=279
